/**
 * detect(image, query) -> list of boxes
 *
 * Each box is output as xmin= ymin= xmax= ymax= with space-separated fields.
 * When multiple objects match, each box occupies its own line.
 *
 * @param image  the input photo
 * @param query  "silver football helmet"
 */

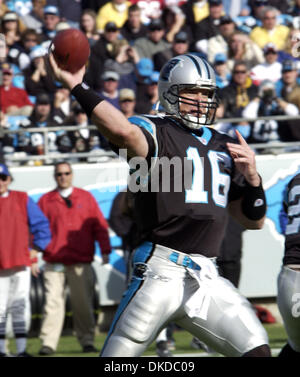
xmin=158 ymin=54 xmax=218 ymax=129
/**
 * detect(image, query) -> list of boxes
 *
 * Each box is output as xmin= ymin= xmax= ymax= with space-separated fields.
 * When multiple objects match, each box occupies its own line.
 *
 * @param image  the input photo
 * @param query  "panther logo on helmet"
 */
xmin=160 ymin=58 xmax=181 ymax=82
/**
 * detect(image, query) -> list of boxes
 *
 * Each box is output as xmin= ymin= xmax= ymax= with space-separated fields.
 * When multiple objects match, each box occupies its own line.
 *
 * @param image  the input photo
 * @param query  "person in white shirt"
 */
xmin=250 ymin=42 xmax=282 ymax=86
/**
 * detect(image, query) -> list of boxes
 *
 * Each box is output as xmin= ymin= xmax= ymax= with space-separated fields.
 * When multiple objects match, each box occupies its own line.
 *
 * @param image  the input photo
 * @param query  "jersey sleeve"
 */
xmin=108 ymin=115 xmax=158 ymax=166
xmin=27 ymin=197 xmax=52 ymax=251
xmin=227 ymin=166 xmax=247 ymax=202
xmin=129 ymin=115 xmax=158 ymax=164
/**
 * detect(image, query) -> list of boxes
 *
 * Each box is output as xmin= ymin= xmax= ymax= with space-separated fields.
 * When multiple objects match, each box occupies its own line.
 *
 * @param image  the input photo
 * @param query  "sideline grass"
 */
xmin=7 ymin=323 xmax=287 ymax=357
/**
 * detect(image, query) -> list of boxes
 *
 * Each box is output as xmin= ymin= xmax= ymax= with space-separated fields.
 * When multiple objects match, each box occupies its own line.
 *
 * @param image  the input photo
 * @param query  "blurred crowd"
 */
xmin=0 ymin=0 xmax=300 ymax=164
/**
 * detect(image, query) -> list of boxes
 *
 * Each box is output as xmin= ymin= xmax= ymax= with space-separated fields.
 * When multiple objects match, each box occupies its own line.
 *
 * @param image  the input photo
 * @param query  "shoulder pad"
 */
xmin=129 ymin=115 xmax=157 ymax=136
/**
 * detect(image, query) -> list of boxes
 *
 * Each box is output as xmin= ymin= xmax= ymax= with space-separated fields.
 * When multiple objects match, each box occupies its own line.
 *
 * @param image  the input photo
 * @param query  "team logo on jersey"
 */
xmin=199 ymin=137 xmax=208 ymax=145
xmin=254 ymin=198 xmax=264 ymax=207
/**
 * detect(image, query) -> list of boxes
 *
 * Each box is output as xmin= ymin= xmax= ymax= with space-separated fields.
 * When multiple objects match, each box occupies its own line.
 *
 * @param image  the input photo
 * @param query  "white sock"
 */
xmin=15 ymin=337 xmax=26 ymax=354
xmin=0 ymin=338 xmax=6 ymax=354
xmin=156 ymin=328 xmax=168 ymax=343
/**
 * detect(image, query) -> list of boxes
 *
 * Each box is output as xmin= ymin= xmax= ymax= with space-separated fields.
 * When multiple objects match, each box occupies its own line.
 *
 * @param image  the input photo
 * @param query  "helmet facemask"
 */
xmin=163 ymin=84 xmax=219 ymax=130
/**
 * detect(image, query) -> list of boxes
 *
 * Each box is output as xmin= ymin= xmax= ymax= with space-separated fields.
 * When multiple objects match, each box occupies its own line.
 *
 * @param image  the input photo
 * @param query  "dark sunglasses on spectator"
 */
xmin=233 ymin=70 xmax=247 ymax=74
xmin=0 ymin=174 xmax=8 ymax=181
xmin=55 ymin=172 xmax=71 ymax=177
xmin=149 ymin=27 xmax=163 ymax=31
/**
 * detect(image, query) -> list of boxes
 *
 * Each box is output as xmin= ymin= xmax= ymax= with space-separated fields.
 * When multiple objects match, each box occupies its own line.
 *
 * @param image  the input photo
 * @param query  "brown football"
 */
xmin=50 ymin=28 xmax=90 ymax=73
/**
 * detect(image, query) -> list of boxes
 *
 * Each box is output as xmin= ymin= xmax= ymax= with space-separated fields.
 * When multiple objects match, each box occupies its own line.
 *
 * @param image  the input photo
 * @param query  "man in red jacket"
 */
xmin=0 ymin=163 xmax=51 ymax=357
xmin=0 ymin=62 xmax=33 ymax=116
xmin=38 ymin=161 xmax=112 ymax=356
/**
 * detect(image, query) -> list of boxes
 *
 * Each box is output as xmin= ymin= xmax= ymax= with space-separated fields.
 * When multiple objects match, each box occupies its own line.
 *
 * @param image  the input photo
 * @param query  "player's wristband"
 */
xmin=241 ymin=177 xmax=266 ymax=220
xmin=71 ymin=83 xmax=103 ymax=117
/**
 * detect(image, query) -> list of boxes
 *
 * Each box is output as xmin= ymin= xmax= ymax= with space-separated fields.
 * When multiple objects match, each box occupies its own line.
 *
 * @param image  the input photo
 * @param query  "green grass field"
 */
xmin=7 ymin=323 xmax=287 ymax=357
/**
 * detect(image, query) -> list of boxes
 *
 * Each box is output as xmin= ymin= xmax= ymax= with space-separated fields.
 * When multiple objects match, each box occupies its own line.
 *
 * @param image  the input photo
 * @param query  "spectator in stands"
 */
xmin=289 ymin=0 xmax=300 ymax=17
xmin=133 ymin=58 xmax=154 ymax=113
xmin=242 ymin=79 xmax=299 ymax=144
xmin=133 ymin=18 xmax=171 ymax=60
xmin=250 ymin=6 xmax=290 ymax=50
xmin=181 ymin=0 xmax=209 ymax=42
xmin=0 ymin=62 xmax=33 ymax=116
xmin=277 ymin=60 xmax=300 ymax=112
xmin=233 ymin=0 xmax=268 ymax=36
xmin=7 ymin=29 xmax=40 ymax=71
xmin=130 ymin=0 xmax=164 ymax=25
xmin=0 ymin=0 xmax=9 ymax=19
xmin=82 ymin=0 xmax=109 ymax=12
xmin=38 ymin=161 xmax=111 ymax=356
xmin=213 ymin=53 xmax=231 ymax=89
xmin=216 ymin=61 xmax=258 ymax=139
xmin=250 ymin=43 xmax=282 ymax=86
xmin=59 ymin=102 xmax=89 ymax=155
xmin=289 ymin=0 xmax=300 ymax=29
xmin=192 ymin=0 xmax=225 ymax=54
xmin=96 ymin=0 xmax=131 ymax=33
xmin=19 ymin=0 xmax=46 ymax=33
xmin=161 ymin=5 xmax=188 ymax=44
xmin=85 ymin=21 xmax=121 ymax=89
xmin=222 ymin=0 xmax=250 ymax=18
xmin=18 ymin=93 xmax=61 ymax=156
xmin=0 ymin=110 xmax=18 ymax=158
xmin=226 ymin=31 xmax=265 ymax=71
xmin=153 ymin=30 xmax=190 ymax=72
xmin=135 ymin=70 xmax=159 ymax=114
xmin=103 ymin=39 xmax=139 ymax=91
xmin=249 ymin=0 xmax=291 ymax=16
xmin=60 ymin=102 xmax=108 ymax=154
xmin=0 ymin=32 xmax=5 ymax=61
xmin=218 ymin=61 xmax=258 ymax=119
xmin=207 ymin=15 xmax=236 ymax=64
xmin=0 ymin=11 xmax=24 ymax=48
xmin=0 ymin=163 xmax=51 ymax=358
xmin=53 ymin=86 xmax=73 ymax=122
xmin=46 ymin=0 xmax=82 ymax=29
xmin=96 ymin=70 xmax=121 ymax=109
xmin=24 ymin=45 xmax=57 ymax=98
xmin=278 ymin=28 xmax=300 ymax=64
xmin=119 ymin=88 xmax=136 ymax=118
xmin=0 ymin=36 xmax=25 ymax=90
xmin=80 ymin=9 xmax=100 ymax=47
xmin=40 ymin=5 xmax=60 ymax=44
xmin=120 ymin=4 xmax=148 ymax=45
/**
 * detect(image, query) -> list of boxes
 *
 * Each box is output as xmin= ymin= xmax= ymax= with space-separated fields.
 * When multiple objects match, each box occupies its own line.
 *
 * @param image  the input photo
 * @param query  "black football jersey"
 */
xmin=283 ymin=174 xmax=300 ymax=265
xmin=125 ymin=114 xmax=246 ymax=257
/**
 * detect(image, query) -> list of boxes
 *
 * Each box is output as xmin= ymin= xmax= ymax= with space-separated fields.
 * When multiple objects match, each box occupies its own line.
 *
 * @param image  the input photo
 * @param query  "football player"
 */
xmin=49 ymin=53 xmax=271 ymax=357
xmin=277 ymin=174 xmax=300 ymax=357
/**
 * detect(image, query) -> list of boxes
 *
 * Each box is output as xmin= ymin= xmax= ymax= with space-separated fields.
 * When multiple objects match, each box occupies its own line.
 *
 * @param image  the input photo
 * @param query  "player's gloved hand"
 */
xmin=226 ymin=130 xmax=260 ymax=187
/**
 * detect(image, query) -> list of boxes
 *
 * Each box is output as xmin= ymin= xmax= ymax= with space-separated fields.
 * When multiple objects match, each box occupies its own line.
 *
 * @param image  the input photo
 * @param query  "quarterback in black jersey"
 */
xmin=49 ymin=53 xmax=271 ymax=357
xmin=277 ymin=174 xmax=300 ymax=357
